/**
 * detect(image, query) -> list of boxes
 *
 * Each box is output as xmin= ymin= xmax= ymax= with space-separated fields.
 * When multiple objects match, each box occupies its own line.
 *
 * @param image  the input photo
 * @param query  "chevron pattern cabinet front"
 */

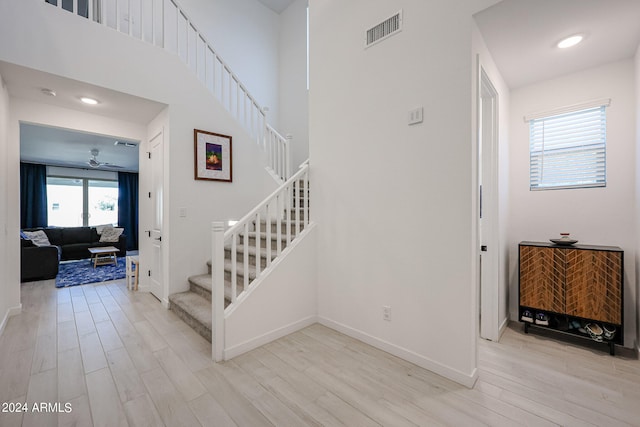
xmin=565 ymin=249 xmax=622 ymax=324
xmin=519 ymin=246 xmax=565 ymax=313
xmin=518 ymin=242 xmax=624 ymax=351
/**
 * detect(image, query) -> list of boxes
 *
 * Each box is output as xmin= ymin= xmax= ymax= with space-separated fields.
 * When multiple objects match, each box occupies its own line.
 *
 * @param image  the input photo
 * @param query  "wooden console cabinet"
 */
xmin=519 ymin=241 xmax=623 ymax=354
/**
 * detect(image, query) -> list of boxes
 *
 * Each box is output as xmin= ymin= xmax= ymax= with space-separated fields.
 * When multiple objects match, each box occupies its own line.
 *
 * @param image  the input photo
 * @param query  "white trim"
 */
xmin=135 ymin=284 xmax=154 ymax=294
xmin=224 ymin=315 xmax=317 ymax=360
xmin=264 ymin=166 xmax=284 ymax=185
xmin=478 ymin=64 xmax=500 ymax=343
xmin=498 ymin=317 xmax=508 ymax=340
xmin=318 ymin=316 xmax=478 ymax=388
xmin=524 ymin=98 xmax=611 ymax=122
xmin=0 ymin=305 xmax=23 ymax=337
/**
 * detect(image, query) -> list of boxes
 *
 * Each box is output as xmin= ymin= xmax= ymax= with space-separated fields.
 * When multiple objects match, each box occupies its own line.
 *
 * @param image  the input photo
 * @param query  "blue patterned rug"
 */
xmin=56 ymin=257 xmax=127 ymax=288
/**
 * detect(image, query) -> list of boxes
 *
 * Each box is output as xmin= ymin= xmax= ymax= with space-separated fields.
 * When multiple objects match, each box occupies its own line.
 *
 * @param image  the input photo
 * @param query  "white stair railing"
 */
xmin=265 ymin=125 xmax=291 ymax=183
xmin=44 ymin=0 xmax=290 ymax=180
xmin=210 ymin=161 xmax=309 ymax=361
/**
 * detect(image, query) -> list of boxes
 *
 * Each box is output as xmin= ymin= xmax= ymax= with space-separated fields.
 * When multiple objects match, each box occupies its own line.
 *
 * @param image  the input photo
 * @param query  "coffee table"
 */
xmin=88 ymin=246 xmax=120 ymax=268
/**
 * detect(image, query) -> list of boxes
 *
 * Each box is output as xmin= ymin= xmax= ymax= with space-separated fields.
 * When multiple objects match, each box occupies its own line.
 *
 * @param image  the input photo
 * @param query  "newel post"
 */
xmin=211 ymin=221 xmax=225 ymax=362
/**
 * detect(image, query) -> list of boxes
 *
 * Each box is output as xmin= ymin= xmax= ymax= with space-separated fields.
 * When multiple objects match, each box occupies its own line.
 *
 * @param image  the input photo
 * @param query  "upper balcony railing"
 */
xmin=44 ymin=0 xmax=291 ymax=182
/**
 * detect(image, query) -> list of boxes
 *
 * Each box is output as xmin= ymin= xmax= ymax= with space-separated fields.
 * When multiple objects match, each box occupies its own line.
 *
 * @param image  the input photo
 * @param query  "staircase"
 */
xmin=169 ymin=174 xmax=309 ymax=342
xmin=42 ymin=0 xmax=313 ymax=352
xmin=42 ymin=0 xmax=292 ymax=182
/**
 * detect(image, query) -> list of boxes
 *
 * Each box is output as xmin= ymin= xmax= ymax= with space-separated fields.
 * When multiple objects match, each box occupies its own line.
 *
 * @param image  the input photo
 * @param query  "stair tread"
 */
xmin=168 ymin=291 xmax=212 ymax=329
xmin=224 ymin=243 xmax=277 ymax=259
xmin=241 ymin=231 xmax=290 ymax=240
xmin=253 ymin=219 xmax=307 ymax=230
xmin=188 ymin=273 xmax=247 ymax=300
xmin=203 ymin=260 xmax=259 ymax=279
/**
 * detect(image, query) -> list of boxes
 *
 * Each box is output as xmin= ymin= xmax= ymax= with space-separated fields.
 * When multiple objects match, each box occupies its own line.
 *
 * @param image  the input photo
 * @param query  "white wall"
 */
xmin=509 ymin=59 xmax=637 ymax=348
xmin=0 ymin=73 xmax=20 ymax=335
xmin=310 ymin=0 xmax=500 ymax=387
xmin=0 ymin=0 xmax=277 ymax=303
xmin=472 ymin=22 xmax=511 ymax=338
xmin=279 ymin=0 xmax=309 ymax=168
xmin=224 ymin=224 xmax=317 ymax=358
xmin=176 ymin=0 xmax=280 ymax=126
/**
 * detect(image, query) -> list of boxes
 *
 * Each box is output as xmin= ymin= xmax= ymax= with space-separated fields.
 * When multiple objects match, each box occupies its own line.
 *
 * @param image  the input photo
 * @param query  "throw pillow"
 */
xmin=99 ymin=227 xmax=124 ymax=243
xmin=23 ymin=230 xmax=52 ymax=247
xmin=95 ymin=224 xmax=114 ymax=235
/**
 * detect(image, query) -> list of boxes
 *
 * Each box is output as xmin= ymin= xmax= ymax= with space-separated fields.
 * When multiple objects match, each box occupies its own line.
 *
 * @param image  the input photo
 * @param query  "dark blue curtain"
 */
xmin=118 ymin=172 xmax=139 ymax=251
xmin=20 ymin=162 xmax=48 ymax=229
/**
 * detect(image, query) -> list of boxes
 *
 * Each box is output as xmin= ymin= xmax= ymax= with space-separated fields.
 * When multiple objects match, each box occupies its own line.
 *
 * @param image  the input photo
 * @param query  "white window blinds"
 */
xmin=529 ymin=105 xmax=606 ymax=190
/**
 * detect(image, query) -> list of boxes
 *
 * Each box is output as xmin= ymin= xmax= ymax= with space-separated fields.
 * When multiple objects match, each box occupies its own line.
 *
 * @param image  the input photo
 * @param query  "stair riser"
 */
xmin=224 ymin=248 xmax=271 ymax=269
xmin=203 ymin=265 xmax=258 ymax=284
xmin=189 ymin=279 xmax=211 ymax=300
xmin=243 ymin=235 xmax=289 ymax=250
xmin=169 ymin=301 xmax=211 ymax=343
xmin=253 ymin=221 xmax=301 ymax=235
xmin=206 ymin=260 xmax=267 ymax=275
xmin=284 ymin=210 xmax=306 ymax=221
xmin=224 ymin=269 xmax=255 ymax=285
xmin=187 ymin=277 xmax=238 ymax=306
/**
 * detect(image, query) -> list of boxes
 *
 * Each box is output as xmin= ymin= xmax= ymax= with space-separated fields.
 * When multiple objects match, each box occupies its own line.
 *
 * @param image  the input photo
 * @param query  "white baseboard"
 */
xmin=135 ymin=284 xmax=152 ymax=293
xmin=498 ymin=317 xmax=509 ymax=340
xmin=224 ymin=315 xmax=318 ymax=360
xmin=318 ymin=316 xmax=478 ymax=388
xmin=0 ymin=305 xmax=22 ymax=337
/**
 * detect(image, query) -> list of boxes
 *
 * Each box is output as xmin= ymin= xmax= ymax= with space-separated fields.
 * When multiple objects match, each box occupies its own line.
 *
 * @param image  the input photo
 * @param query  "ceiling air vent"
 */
xmin=366 ymin=10 xmax=402 ymax=48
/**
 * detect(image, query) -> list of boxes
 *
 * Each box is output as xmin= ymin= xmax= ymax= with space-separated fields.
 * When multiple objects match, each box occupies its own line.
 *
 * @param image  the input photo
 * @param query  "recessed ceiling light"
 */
xmin=41 ymin=88 xmax=56 ymax=97
xmin=557 ymin=35 xmax=583 ymax=49
xmin=80 ymin=97 xmax=99 ymax=105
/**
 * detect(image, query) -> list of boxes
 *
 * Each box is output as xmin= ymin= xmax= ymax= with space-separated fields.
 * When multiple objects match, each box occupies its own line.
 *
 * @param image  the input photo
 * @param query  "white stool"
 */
xmin=126 ymin=255 xmax=139 ymax=291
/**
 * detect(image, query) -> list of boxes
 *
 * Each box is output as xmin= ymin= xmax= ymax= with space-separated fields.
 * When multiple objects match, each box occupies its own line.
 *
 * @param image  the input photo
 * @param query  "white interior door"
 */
xmin=149 ymin=131 xmax=163 ymax=300
xmin=479 ymin=67 xmax=500 ymax=341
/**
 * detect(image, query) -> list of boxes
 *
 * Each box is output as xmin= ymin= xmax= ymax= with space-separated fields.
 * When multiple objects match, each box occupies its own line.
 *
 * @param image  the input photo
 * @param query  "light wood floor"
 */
xmin=1 ymin=279 xmax=639 ymax=426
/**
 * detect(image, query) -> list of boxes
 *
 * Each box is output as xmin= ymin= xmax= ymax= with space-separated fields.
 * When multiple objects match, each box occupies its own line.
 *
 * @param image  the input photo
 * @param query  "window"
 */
xmin=47 ymin=177 xmax=118 ymax=227
xmin=45 ymin=0 xmax=90 ymax=18
xmin=529 ymin=104 xmax=607 ymax=190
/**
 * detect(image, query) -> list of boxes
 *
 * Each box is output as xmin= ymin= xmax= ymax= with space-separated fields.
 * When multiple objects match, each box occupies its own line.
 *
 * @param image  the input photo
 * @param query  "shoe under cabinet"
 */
xmin=518 ymin=241 xmax=623 ymax=355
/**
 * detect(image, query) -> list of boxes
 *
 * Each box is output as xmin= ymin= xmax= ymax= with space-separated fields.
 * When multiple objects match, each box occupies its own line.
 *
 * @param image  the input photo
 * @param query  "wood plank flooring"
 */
xmin=1 ymin=278 xmax=639 ymax=426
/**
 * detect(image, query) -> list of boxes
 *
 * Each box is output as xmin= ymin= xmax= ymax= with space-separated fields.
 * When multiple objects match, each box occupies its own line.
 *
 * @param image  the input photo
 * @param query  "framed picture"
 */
xmin=194 ymin=129 xmax=232 ymax=182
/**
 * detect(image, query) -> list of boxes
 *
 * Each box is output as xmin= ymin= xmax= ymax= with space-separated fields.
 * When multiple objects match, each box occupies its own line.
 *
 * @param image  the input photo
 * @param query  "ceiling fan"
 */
xmin=87 ymin=149 xmax=123 ymax=169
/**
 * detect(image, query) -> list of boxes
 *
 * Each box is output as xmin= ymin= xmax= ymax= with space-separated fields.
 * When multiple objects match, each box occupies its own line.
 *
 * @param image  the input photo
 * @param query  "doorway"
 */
xmin=146 ymin=129 xmax=164 ymax=302
xmin=478 ymin=66 xmax=500 ymax=341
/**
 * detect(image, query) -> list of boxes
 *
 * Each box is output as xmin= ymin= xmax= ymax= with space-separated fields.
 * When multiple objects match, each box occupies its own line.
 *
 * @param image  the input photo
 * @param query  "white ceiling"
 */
xmin=0 ymin=61 xmax=166 ymax=172
xmin=256 ymin=0 xmax=295 ymax=14
xmin=21 ymin=124 xmax=141 ymax=172
xmin=474 ymin=0 xmax=640 ymax=89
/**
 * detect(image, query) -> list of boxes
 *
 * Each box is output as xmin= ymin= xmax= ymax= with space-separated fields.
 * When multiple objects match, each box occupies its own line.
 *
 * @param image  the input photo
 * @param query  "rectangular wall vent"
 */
xmin=114 ymin=140 xmax=139 ymax=148
xmin=366 ymin=10 xmax=403 ymax=48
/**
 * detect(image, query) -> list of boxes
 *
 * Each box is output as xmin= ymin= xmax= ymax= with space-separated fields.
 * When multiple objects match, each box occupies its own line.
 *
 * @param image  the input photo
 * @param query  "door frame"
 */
xmin=477 ymin=62 xmax=500 ymax=342
xmin=140 ymin=127 xmax=168 ymax=306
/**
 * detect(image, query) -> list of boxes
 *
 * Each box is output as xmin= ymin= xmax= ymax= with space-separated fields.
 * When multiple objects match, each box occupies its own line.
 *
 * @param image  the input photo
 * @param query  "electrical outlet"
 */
xmin=408 ymin=107 xmax=424 ymax=125
xmin=383 ymin=305 xmax=391 ymax=321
